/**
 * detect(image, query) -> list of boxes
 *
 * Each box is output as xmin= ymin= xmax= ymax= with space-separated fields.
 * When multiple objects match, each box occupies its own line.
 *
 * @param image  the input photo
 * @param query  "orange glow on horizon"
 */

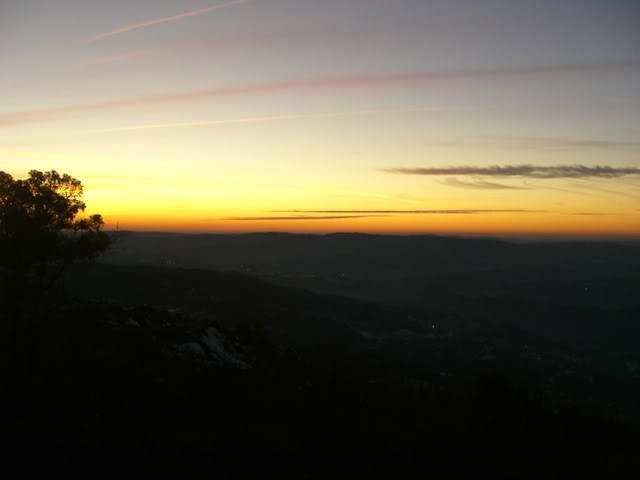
xmin=3 ymin=2 xmax=639 ymax=240
xmin=101 ymin=211 xmax=640 ymax=238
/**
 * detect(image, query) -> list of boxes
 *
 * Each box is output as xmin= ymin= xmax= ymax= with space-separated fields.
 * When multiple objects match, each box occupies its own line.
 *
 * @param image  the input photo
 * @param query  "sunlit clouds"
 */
xmin=2 ymin=0 xmax=640 ymax=237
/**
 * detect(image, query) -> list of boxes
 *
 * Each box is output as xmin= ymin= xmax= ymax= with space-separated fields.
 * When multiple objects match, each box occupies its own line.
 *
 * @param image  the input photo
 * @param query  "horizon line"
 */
xmin=101 ymin=229 xmax=640 ymax=242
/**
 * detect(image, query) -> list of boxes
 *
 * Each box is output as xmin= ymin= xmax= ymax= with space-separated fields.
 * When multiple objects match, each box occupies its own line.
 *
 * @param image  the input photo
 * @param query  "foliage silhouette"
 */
xmin=0 ymin=169 xmax=110 ymax=304
xmin=0 ymin=170 xmax=111 ymax=446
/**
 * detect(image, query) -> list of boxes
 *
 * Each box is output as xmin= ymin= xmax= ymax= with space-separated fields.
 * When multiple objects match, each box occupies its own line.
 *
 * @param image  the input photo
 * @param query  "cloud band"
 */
xmin=384 ymin=164 xmax=640 ymax=179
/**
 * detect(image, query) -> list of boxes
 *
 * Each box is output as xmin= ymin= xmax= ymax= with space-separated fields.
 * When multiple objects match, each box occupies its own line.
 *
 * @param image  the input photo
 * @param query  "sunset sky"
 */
xmin=2 ymin=0 xmax=640 ymax=237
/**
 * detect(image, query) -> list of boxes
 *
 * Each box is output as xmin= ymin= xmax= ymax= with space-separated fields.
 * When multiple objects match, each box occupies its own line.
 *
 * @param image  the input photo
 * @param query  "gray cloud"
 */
xmin=442 ymin=178 xmax=530 ymax=190
xmin=385 ymin=164 xmax=640 ymax=179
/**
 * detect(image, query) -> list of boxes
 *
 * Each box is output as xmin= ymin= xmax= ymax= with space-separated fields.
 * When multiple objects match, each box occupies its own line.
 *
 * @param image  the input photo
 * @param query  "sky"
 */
xmin=1 ymin=0 xmax=640 ymax=237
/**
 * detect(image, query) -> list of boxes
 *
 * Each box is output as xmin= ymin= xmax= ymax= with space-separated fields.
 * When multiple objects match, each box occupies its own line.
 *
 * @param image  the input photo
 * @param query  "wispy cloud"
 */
xmin=385 ymin=165 xmax=640 ymax=179
xmin=78 ymin=107 xmax=444 ymax=135
xmin=83 ymin=27 xmax=365 ymax=67
xmin=521 ymin=180 xmax=593 ymax=197
xmin=226 ymin=215 xmax=385 ymax=221
xmin=568 ymin=212 xmax=610 ymax=216
xmin=504 ymin=137 xmax=640 ymax=151
xmin=87 ymin=0 xmax=250 ymax=42
xmin=226 ymin=210 xmax=540 ymax=221
xmin=271 ymin=210 xmax=537 ymax=215
xmin=442 ymin=178 xmax=530 ymax=190
xmin=83 ymin=49 xmax=157 ymax=66
xmin=3 ymin=60 xmax=639 ymax=127
xmin=0 ymin=107 xmax=445 ymax=147
xmin=567 ymin=180 xmax=640 ymax=199
xmin=433 ymin=136 xmax=640 ymax=152
xmin=325 ymin=190 xmax=428 ymax=204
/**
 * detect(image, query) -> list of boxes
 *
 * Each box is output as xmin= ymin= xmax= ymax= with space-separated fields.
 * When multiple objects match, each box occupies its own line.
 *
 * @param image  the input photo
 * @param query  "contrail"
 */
xmin=78 ymin=107 xmax=448 ymax=134
xmin=3 ymin=60 xmax=639 ymax=127
xmin=87 ymin=0 xmax=250 ymax=42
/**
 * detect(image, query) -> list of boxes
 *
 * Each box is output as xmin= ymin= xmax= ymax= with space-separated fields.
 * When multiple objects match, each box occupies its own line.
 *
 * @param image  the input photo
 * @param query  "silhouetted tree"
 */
xmin=0 ymin=170 xmax=111 ymax=439
xmin=0 ymin=170 xmax=110 ymax=305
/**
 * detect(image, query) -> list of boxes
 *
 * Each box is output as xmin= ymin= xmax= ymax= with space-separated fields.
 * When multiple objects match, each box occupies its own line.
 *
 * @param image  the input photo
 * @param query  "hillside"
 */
xmin=102 ymin=233 xmax=640 ymax=356
xmin=1 ymin=258 xmax=638 ymax=477
xmin=66 ymin=262 xmax=640 ymax=419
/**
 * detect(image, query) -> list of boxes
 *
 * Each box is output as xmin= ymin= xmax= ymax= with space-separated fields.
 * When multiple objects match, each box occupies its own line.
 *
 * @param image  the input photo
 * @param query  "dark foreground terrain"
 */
xmin=105 ymin=232 xmax=640 ymax=355
xmin=2 ymin=233 xmax=639 ymax=478
xmin=103 ymin=233 xmax=640 ymax=412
